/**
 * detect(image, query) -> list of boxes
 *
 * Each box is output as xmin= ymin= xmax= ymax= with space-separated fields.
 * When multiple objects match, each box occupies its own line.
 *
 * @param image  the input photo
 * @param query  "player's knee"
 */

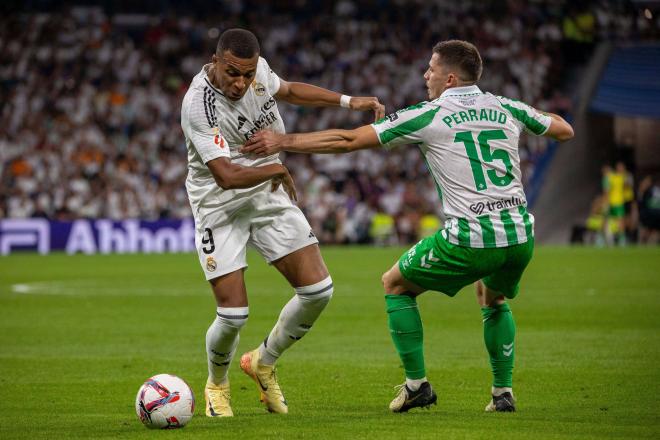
xmin=382 ymin=269 xmax=406 ymax=294
xmin=381 ymin=270 xmax=395 ymax=291
xmin=214 ymin=307 xmax=249 ymax=330
xmin=475 ymin=280 xmax=484 ymax=296
xmin=295 ymin=275 xmax=333 ymax=307
xmin=483 ymin=293 xmax=507 ymax=307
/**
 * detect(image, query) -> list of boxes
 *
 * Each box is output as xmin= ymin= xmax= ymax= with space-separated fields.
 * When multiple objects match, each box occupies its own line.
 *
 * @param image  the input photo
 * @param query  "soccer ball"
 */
xmin=135 ymin=374 xmax=195 ymax=429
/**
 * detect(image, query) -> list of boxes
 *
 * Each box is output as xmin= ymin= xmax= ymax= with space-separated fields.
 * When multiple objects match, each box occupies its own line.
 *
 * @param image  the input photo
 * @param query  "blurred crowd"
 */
xmin=1 ymin=0 xmax=656 ymax=244
xmin=579 ymin=162 xmax=660 ymax=246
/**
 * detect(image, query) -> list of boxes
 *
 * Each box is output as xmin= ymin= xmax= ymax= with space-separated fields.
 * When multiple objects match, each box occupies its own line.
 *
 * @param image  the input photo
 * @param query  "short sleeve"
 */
xmin=496 ymin=96 xmax=552 ymax=136
xmin=370 ymin=102 xmax=441 ymax=150
xmin=259 ymin=57 xmax=281 ymax=95
xmin=182 ymin=91 xmax=230 ymax=163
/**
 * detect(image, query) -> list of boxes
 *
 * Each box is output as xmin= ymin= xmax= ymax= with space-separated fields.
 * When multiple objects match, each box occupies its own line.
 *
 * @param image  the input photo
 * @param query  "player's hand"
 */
xmin=242 ymin=130 xmax=285 ymax=157
xmin=349 ymin=96 xmax=386 ymax=122
xmin=271 ymin=165 xmax=297 ymax=202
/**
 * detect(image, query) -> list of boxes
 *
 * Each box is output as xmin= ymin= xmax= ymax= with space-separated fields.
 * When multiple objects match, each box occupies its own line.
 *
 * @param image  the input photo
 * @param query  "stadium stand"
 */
xmin=591 ymin=45 xmax=660 ymax=118
xmin=0 ymin=1 xmax=653 ymax=244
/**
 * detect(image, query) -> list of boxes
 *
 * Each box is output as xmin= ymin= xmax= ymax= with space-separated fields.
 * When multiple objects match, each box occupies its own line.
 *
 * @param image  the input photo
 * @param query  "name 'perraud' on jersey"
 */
xmin=181 ymin=57 xmax=285 ymax=214
xmin=371 ymin=85 xmax=552 ymax=248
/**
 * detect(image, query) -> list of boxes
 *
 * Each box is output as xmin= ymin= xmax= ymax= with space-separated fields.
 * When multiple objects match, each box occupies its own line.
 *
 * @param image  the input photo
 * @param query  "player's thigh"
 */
xmin=475 ymin=279 xmax=506 ymax=307
xmin=382 ymin=261 xmax=426 ymax=295
xmin=399 ymin=229 xmax=498 ymax=297
xmin=209 ymin=269 xmax=248 ymax=307
xmin=482 ymin=238 xmax=534 ymax=299
xmin=248 ymin=189 xmax=320 ymax=282
xmin=271 ymin=243 xmax=329 ymax=287
xmin=194 ymin=216 xmax=250 ymax=281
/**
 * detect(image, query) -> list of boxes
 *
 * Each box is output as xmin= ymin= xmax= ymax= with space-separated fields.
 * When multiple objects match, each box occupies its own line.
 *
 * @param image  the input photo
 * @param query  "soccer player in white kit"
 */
xmin=242 ymin=40 xmax=574 ymax=413
xmin=181 ymin=29 xmax=384 ymax=417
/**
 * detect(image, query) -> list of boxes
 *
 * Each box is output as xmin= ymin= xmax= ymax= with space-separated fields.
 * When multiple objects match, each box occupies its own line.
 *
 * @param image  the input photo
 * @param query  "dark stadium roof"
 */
xmin=591 ymin=44 xmax=660 ymax=119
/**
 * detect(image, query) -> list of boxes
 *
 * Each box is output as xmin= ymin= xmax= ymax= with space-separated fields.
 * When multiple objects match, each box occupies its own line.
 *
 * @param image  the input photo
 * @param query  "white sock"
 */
xmin=259 ymin=276 xmax=333 ymax=365
xmin=206 ymin=306 xmax=248 ymax=385
xmin=492 ymin=386 xmax=513 ymax=397
xmin=406 ymin=377 xmax=427 ymax=391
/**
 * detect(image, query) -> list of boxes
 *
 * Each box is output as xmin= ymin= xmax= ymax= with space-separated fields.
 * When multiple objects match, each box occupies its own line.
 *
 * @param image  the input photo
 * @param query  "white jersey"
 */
xmin=181 ymin=57 xmax=285 ymax=215
xmin=371 ymin=85 xmax=552 ymax=248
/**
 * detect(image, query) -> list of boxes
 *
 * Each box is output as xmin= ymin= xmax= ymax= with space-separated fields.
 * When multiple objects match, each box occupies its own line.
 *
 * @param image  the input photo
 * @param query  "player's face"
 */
xmin=424 ymin=53 xmax=458 ymax=99
xmin=212 ymin=51 xmax=259 ymax=100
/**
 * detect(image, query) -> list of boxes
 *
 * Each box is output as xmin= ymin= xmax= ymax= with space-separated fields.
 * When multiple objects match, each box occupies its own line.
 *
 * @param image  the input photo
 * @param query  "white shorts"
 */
xmin=193 ymin=185 xmax=319 ymax=280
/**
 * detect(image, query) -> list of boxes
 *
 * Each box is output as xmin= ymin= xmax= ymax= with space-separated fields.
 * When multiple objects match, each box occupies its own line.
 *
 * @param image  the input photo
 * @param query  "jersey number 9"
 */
xmin=202 ymin=228 xmax=216 ymax=254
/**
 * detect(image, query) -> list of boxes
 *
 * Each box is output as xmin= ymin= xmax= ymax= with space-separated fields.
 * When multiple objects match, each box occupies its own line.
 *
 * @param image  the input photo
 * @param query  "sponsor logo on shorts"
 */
xmin=469 ymin=196 xmax=524 ymax=215
xmin=206 ymin=256 xmax=217 ymax=272
xmin=402 ymin=245 xmax=418 ymax=269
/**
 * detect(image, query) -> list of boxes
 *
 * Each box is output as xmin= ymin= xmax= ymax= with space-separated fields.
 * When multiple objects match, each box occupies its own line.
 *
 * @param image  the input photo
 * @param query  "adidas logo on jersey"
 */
xmin=237 ymin=115 xmax=248 ymax=131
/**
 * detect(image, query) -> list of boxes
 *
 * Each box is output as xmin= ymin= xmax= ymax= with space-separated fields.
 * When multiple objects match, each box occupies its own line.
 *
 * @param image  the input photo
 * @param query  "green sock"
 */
xmin=385 ymin=294 xmax=425 ymax=379
xmin=481 ymin=302 xmax=516 ymax=388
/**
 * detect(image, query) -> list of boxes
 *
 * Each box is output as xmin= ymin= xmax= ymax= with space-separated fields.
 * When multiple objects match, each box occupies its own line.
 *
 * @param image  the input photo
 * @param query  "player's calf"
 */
xmin=258 ymin=276 xmax=333 ymax=365
xmin=206 ymin=307 xmax=248 ymax=385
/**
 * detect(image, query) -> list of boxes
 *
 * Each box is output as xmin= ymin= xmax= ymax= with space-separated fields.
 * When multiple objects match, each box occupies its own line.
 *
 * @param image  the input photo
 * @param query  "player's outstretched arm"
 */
xmin=206 ymin=157 xmax=297 ymax=200
xmin=242 ymin=126 xmax=381 ymax=156
xmin=543 ymin=112 xmax=574 ymax=142
xmin=275 ymin=80 xmax=385 ymax=121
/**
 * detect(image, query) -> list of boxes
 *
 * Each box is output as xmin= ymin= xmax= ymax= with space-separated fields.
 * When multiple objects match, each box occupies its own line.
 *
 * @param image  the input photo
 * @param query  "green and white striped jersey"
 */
xmin=370 ymin=85 xmax=551 ymax=248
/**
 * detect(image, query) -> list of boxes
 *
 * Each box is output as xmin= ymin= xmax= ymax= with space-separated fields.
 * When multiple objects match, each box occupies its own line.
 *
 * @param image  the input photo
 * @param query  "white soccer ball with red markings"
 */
xmin=135 ymin=374 xmax=195 ymax=429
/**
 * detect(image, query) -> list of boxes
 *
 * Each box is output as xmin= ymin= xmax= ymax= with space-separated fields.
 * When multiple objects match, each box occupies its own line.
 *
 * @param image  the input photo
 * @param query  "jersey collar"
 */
xmin=202 ymin=64 xmax=225 ymax=96
xmin=440 ymin=85 xmax=482 ymax=98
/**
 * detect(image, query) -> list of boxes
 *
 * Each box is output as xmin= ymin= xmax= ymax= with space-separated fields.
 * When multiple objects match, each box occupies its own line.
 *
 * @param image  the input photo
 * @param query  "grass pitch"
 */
xmin=1 ymin=246 xmax=659 ymax=439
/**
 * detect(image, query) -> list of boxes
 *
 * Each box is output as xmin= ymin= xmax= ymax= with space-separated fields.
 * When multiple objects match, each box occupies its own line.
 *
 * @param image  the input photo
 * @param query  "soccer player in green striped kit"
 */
xmin=242 ymin=40 xmax=574 ymax=412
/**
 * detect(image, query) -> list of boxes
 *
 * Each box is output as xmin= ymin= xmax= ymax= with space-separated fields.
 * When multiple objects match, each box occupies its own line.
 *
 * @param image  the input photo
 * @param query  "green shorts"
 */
xmin=609 ymin=204 xmax=625 ymax=218
xmin=398 ymin=229 xmax=534 ymax=298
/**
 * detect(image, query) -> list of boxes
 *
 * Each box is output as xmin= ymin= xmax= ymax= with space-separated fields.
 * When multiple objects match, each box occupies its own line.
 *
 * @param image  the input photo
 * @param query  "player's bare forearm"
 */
xmin=276 ymin=81 xmax=385 ymax=121
xmin=242 ymin=126 xmax=380 ymax=156
xmin=287 ymin=130 xmax=358 ymax=154
xmin=542 ymin=111 xmax=574 ymax=141
xmin=277 ymin=82 xmax=342 ymax=107
xmin=207 ymin=158 xmax=285 ymax=189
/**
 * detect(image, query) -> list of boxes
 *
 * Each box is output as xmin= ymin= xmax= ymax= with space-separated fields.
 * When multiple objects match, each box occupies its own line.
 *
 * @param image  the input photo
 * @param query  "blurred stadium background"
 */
xmin=1 ymin=2 xmax=660 ymax=439
xmin=1 ymin=0 xmax=658 ymax=254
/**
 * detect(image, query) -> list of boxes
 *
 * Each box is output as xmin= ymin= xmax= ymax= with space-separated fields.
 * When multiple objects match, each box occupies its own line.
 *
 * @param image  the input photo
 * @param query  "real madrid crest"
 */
xmin=253 ymin=82 xmax=266 ymax=96
xmin=206 ymin=256 xmax=217 ymax=272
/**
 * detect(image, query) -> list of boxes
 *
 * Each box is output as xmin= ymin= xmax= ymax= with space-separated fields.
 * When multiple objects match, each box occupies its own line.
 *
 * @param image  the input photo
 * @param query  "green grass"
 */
xmin=0 ymin=246 xmax=659 ymax=439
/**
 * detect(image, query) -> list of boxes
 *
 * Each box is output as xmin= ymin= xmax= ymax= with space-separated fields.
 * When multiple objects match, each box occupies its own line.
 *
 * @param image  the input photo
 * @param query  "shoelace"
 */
xmin=393 ymin=383 xmax=408 ymax=398
xmin=269 ymin=369 xmax=284 ymax=399
xmin=260 ymin=367 xmax=285 ymax=400
xmin=209 ymin=387 xmax=230 ymax=407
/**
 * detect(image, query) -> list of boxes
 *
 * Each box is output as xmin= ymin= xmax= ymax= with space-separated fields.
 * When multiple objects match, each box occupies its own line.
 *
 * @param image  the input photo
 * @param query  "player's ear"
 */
xmin=447 ymin=72 xmax=458 ymax=87
xmin=211 ymin=54 xmax=218 ymax=64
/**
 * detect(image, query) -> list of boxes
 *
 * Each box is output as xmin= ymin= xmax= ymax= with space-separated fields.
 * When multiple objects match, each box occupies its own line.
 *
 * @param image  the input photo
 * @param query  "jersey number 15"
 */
xmin=454 ymin=129 xmax=514 ymax=191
